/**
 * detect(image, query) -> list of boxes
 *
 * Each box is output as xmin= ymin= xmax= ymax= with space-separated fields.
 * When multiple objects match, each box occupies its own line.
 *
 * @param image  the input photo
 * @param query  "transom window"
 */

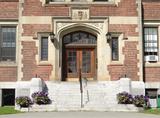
xmin=0 ymin=26 xmax=16 ymax=61
xmin=63 ymin=31 xmax=97 ymax=46
xmin=144 ymin=27 xmax=158 ymax=62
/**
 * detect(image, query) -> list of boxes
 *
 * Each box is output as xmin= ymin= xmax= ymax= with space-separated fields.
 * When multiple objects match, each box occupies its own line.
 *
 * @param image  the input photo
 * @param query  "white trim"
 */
xmin=49 ymin=0 xmax=115 ymax=5
xmin=0 ymin=82 xmax=17 ymax=89
xmin=21 ymin=16 xmax=52 ymax=24
xmin=110 ymin=17 xmax=138 ymax=25
xmin=145 ymin=82 xmax=160 ymax=89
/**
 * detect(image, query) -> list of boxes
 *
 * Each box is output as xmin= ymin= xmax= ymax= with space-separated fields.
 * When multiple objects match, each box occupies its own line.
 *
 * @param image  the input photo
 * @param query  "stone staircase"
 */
xmin=16 ymin=78 xmax=143 ymax=112
xmin=46 ymin=81 xmax=121 ymax=111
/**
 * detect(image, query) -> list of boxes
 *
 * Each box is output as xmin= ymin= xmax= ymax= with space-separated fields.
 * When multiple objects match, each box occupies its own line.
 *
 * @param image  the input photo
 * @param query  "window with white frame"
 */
xmin=0 ymin=26 xmax=16 ymax=61
xmin=48 ymin=0 xmax=108 ymax=2
xmin=41 ymin=37 xmax=48 ymax=61
xmin=144 ymin=27 xmax=158 ymax=62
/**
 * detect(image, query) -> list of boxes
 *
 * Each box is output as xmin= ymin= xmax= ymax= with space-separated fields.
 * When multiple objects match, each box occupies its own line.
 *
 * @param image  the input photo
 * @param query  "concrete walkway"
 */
xmin=0 ymin=112 xmax=159 ymax=118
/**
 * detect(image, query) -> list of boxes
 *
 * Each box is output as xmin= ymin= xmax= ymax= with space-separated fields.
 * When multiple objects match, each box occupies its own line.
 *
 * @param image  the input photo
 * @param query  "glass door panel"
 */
xmin=67 ymin=50 xmax=77 ymax=77
xmin=66 ymin=48 xmax=95 ymax=79
xmin=82 ymin=50 xmax=91 ymax=74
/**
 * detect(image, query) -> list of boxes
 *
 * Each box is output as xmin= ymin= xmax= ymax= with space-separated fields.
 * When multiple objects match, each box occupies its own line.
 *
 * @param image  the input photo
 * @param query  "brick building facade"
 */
xmin=0 ymin=0 xmax=159 ymax=108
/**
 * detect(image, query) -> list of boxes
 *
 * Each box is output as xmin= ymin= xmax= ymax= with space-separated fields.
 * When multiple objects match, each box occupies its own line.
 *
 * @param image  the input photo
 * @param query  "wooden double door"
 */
xmin=63 ymin=48 xmax=96 ymax=81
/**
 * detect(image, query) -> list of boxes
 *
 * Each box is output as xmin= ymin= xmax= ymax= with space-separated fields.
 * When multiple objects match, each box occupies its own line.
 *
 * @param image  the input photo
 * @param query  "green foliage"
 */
xmin=0 ymin=106 xmax=21 ymax=115
xmin=117 ymin=92 xmax=133 ymax=104
xmin=133 ymin=95 xmax=150 ymax=108
xmin=31 ymin=91 xmax=51 ymax=105
xmin=16 ymin=96 xmax=32 ymax=108
xmin=143 ymin=108 xmax=160 ymax=115
xmin=117 ymin=92 xmax=150 ymax=109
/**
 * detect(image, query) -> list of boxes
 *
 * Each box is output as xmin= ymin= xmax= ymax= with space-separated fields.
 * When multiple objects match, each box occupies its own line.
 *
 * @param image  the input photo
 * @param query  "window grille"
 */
xmin=0 ymin=26 xmax=16 ymax=61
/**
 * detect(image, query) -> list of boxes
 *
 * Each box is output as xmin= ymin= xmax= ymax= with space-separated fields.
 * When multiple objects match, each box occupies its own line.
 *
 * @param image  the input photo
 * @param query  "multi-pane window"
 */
xmin=50 ymin=0 xmax=64 ymax=2
xmin=63 ymin=31 xmax=97 ymax=45
xmin=49 ymin=0 xmax=108 ymax=2
xmin=0 ymin=26 xmax=16 ymax=61
xmin=93 ymin=0 xmax=108 ymax=1
xmin=144 ymin=27 xmax=158 ymax=62
xmin=111 ymin=37 xmax=118 ymax=61
xmin=41 ymin=37 xmax=48 ymax=61
xmin=144 ymin=28 xmax=158 ymax=56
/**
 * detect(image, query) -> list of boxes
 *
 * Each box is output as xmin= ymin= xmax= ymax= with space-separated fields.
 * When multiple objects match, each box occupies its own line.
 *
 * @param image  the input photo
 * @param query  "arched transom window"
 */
xmin=63 ymin=31 xmax=97 ymax=46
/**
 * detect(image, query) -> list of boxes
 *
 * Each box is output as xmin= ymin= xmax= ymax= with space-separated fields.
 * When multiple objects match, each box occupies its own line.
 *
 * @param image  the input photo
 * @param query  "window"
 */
xmin=111 ymin=37 xmax=118 ymax=61
xmin=93 ymin=0 xmax=108 ymax=1
xmin=48 ymin=0 xmax=108 ymax=2
xmin=72 ymin=0 xmax=87 ymax=1
xmin=0 ymin=26 xmax=16 ymax=61
xmin=49 ymin=0 xmax=64 ymax=2
xmin=41 ymin=37 xmax=48 ymax=61
xmin=144 ymin=27 xmax=158 ymax=62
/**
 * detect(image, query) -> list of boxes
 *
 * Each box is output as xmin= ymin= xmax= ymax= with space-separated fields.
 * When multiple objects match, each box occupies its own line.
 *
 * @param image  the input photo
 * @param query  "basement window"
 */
xmin=2 ymin=89 xmax=15 ymax=106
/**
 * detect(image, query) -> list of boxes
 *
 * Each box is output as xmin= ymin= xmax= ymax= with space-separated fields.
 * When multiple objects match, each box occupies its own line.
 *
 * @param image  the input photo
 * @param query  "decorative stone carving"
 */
xmin=90 ymin=23 xmax=104 ymax=31
xmin=72 ymin=9 xmax=89 ymax=20
xmin=56 ymin=22 xmax=104 ymax=34
xmin=57 ymin=22 xmax=75 ymax=32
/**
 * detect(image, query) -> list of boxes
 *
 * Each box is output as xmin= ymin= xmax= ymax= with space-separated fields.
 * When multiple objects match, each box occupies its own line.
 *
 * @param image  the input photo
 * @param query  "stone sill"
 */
xmin=38 ymin=61 xmax=51 ymax=66
xmin=46 ymin=1 xmax=116 ymax=6
xmin=145 ymin=62 xmax=160 ymax=67
xmin=0 ymin=61 xmax=17 ymax=67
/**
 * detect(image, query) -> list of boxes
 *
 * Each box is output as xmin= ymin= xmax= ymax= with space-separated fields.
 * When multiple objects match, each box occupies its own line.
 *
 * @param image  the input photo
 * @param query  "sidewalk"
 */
xmin=0 ymin=112 xmax=159 ymax=118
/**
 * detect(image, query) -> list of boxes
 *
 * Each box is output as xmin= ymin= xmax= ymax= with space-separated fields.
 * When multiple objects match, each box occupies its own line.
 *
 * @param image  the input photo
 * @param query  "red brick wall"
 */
xmin=108 ymin=65 xmax=125 ymax=80
xmin=22 ymin=0 xmax=137 ymax=17
xmin=0 ymin=1 xmax=18 ymax=19
xmin=123 ymin=41 xmax=139 ymax=81
xmin=35 ymin=65 xmax=53 ymax=81
xmin=108 ymin=41 xmax=139 ymax=81
xmin=145 ymin=67 xmax=160 ymax=82
xmin=143 ymin=0 xmax=160 ymax=20
xmin=90 ymin=0 xmax=138 ymax=17
xmin=22 ymin=41 xmax=52 ymax=81
xmin=0 ymin=67 xmax=17 ymax=81
xmin=22 ymin=0 xmax=69 ymax=16
xmin=22 ymin=24 xmax=51 ymax=37
xmin=109 ymin=24 xmax=138 ymax=37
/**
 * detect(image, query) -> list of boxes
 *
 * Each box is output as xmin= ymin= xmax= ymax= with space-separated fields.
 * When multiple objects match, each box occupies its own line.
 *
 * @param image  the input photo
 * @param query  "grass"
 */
xmin=143 ymin=108 xmax=160 ymax=115
xmin=0 ymin=106 xmax=22 ymax=115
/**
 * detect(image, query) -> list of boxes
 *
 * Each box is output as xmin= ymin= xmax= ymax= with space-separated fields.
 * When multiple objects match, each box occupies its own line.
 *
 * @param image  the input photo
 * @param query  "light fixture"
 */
xmin=106 ymin=32 xmax=112 ymax=43
xmin=49 ymin=32 xmax=55 ymax=43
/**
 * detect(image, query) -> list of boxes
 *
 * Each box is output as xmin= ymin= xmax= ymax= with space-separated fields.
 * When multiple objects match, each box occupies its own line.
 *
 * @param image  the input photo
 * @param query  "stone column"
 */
xmin=30 ymin=78 xmax=43 ymax=97
xmin=119 ymin=78 xmax=131 ymax=93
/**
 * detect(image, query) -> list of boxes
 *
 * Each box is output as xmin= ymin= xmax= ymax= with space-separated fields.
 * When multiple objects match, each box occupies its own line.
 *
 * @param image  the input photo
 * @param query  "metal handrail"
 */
xmin=83 ymin=77 xmax=89 ymax=104
xmin=79 ymin=68 xmax=83 ymax=108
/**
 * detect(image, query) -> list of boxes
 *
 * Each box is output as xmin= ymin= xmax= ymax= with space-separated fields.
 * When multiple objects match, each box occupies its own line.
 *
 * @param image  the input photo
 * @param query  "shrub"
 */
xmin=16 ymin=96 xmax=32 ymax=108
xmin=117 ymin=91 xmax=133 ymax=104
xmin=31 ymin=91 xmax=51 ymax=105
xmin=133 ymin=95 xmax=150 ymax=108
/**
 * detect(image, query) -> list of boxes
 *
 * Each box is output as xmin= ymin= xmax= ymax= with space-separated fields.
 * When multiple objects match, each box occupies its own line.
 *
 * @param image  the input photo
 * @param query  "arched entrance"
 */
xmin=62 ymin=31 xmax=97 ymax=81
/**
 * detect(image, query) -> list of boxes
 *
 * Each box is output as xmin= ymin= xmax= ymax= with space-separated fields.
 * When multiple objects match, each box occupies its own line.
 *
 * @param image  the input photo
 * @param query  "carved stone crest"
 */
xmin=72 ymin=9 xmax=89 ymax=20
